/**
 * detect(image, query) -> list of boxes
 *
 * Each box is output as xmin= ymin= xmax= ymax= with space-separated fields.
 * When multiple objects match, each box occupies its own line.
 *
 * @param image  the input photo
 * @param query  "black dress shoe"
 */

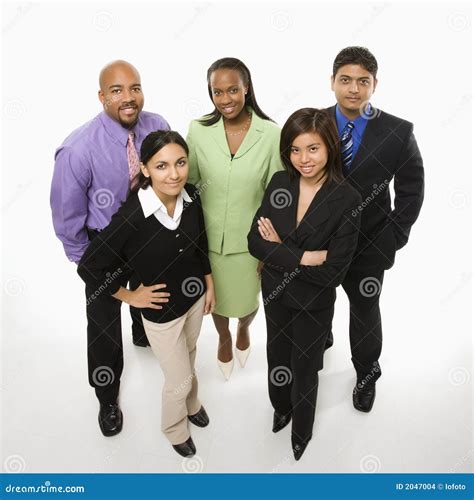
xmin=292 ymin=442 xmax=309 ymax=461
xmin=133 ymin=336 xmax=150 ymax=347
xmin=98 ymin=402 xmax=123 ymax=437
xmin=172 ymin=437 xmax=196 ymax=457
xmin=272 ymin=412 xmax=291 ymax=433
xmin=353 ymin=383 xmax=376 ymax=413
xmin=188 ymin=406 xmax=209 ymax=427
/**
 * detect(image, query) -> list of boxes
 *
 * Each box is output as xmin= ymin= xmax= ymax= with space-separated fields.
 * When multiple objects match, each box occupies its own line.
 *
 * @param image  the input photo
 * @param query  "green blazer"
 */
xmin=186 ymin=108 xmax=283 ymax=255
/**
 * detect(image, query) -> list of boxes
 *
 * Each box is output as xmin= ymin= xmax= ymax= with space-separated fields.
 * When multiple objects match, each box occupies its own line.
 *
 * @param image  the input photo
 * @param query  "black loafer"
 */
xmin=272 ymin=412 xmax=291 ymax=433
xmin=172 ymin=437 xmax=196 ymax=457
xmin=353 ymin=383 xmax=376 ymax=413
xmin=188 ymin=406 xmax=209 ymax=428
xmin=98 ymin=402 xmax=123 ymax=437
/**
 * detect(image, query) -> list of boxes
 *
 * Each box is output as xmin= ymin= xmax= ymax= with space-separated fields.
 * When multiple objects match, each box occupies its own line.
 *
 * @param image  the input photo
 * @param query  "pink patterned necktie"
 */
xmin=127 ymin=131 xmax=140 ymax=187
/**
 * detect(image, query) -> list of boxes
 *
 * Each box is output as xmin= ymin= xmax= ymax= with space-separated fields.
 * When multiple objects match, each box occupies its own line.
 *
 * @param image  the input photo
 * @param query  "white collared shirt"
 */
xmin=137 ymin=186 xmax=192 ymax=230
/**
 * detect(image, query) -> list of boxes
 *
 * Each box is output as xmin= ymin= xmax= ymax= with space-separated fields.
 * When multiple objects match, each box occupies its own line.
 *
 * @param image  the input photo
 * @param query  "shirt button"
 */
xmin=176 ymin=234 xmax=180 ymax=238
xmin=178 ymin=248 xmax=183 ymax=252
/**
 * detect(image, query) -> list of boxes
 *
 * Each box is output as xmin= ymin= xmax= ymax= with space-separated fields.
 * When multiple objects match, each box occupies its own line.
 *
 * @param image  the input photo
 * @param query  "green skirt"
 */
xmin=209 ymin=251 xmax=261 ymax=318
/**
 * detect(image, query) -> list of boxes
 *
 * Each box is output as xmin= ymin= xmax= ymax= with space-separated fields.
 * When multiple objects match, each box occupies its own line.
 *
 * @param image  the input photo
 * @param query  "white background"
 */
xmin=2 ymin=1 xmax=472 ymax=473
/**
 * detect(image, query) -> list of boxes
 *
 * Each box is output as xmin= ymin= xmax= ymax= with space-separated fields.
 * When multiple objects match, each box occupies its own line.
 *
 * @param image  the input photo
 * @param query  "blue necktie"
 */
xmin=341 ymin=121 xmax=355 ymax=173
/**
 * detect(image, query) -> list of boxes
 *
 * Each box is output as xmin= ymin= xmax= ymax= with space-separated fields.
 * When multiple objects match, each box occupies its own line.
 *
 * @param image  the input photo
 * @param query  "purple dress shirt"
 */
xmin=50 ymin=111 xmax=170 ymax=263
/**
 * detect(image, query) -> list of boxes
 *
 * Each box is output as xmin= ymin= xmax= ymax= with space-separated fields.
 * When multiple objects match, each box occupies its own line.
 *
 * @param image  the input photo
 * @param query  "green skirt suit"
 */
xmin=186 ymin=108 xmax=283 ymax=317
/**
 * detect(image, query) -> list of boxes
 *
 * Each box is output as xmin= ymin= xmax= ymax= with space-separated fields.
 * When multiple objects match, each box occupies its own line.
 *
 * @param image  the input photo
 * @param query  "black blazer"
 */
xmin=77 ymin=184 xmax=211 ymax=323
xmin=248 ymin=171 xmax=362 ymax=311
xmin=327 ymin=106 xmax=424 ymax=270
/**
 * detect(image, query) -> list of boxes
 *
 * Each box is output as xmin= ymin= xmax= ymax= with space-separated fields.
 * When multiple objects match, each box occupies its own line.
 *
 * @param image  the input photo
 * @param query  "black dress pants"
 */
xmin=264 ymin=298 xmax=334 ymax=447
xmin=84 ymin=230 xmax=146 ymax=403
xmin=341 ymin=264 xmax=384 ymax=385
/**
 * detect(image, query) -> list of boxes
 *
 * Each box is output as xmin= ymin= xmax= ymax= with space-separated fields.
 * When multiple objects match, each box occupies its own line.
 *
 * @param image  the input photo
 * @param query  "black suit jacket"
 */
xmin=328 ymin=106 xmax=424 ymax=270
xmin=247 ymin=171 xmax=362 ymax=311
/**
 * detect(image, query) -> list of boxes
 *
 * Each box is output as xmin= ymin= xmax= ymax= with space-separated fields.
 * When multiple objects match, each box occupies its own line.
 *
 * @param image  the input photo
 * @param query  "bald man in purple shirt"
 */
xmin=50 ymin=60 xmax=170 ymax=436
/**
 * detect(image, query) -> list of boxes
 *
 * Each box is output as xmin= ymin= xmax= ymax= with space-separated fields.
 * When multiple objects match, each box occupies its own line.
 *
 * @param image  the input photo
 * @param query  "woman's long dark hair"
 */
xmin=199 ymin=57 xmax=273 ymax=126
xmin=129 ymin=130 xmax=189 ymax=194
xmin=280 ymin=108 xmax=343 ymax=184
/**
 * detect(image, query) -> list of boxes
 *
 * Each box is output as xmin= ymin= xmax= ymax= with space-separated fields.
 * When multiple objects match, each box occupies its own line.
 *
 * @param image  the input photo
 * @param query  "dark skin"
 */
xmin=209 ymin=68 xmax=258 ymax=362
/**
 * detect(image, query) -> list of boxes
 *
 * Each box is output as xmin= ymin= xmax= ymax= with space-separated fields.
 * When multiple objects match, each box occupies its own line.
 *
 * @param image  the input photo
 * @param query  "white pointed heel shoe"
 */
xmin=217 ymin=358 xmax=234 ymax=381
xmin=235 ymin=346 xmax=251 ymax=368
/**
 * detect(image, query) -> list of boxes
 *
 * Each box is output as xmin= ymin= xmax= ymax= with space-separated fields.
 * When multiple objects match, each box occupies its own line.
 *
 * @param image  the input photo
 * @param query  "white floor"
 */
xmin=2 ymin=244 xmax=472 ymax=473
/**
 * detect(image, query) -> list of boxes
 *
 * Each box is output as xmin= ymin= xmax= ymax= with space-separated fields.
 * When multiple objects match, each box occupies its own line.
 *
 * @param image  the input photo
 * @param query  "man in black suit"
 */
xmin=328 ymin=46 xmax=424 ymax=412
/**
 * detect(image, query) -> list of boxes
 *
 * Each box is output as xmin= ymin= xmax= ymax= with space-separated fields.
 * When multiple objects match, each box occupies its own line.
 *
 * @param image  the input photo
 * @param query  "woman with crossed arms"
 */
xmin=248 ymin=108 xmax=362 ymax=460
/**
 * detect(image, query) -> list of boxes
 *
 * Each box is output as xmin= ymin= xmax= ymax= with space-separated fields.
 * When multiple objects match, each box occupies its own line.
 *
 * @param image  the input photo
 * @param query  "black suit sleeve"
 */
xmin=389 ymin=124 xmax=424 ymax=249
xmin=248 ymin=174 xmax=305 ymax=270
xmin=297 ymin=192 xmax=361 ymax=288
xmin=77 ymin=204 xmax=138 ymax=295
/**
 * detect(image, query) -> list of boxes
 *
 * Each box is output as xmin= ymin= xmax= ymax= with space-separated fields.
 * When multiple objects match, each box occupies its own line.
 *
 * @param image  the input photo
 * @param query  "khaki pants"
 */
xmin=141 ymin=295 xmax=205 ymax=445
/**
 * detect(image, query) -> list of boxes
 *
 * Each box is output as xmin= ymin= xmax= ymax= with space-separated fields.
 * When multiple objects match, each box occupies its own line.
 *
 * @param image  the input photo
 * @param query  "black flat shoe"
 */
xmin=292 ymin=442 xmax=309 ymax=461
xmin=188 ymin=406 xmax=209 ymax=428
xmin=98 ymin=402 xmax=123 ymax=437
xmin=172 ymin=437 xmax=196 ymax=457
xmin=272 ymin=412 xmax=291 ymax=433
xmin=353 ymin=383 xmax=376 ymax=413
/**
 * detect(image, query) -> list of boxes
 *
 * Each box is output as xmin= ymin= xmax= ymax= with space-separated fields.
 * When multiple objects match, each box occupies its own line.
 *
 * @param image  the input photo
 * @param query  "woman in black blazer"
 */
xmin=78 ymin=131 xmax=215 ymax=458
xmin=248 ymin=108 xmax=362 ymax=460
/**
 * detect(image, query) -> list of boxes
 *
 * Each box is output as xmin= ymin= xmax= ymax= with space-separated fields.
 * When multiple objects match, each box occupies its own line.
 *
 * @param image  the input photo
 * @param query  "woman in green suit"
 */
xmin=186 ymin=58 xmax=282 ymax=380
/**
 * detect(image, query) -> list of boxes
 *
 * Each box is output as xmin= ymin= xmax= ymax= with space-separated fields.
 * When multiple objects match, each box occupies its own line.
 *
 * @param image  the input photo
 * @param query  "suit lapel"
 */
xmin=233 ymin=108 xmax=263 ymax=158
xmin=208 ymin=118 xmax=230 ymax=156
xmin=295 ymin=181 xmax=332 ymax=239
xmin=207 ymin=107 xmax=264 ymax=158
xmin=350 ymin=114 xmax=384 ymax=170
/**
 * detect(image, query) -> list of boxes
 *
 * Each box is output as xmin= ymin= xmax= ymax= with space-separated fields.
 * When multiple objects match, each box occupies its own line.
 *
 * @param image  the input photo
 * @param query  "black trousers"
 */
xmin=84 ymin=229 xmax=146 ymax=404
xmin=264 ymin=298 xmax=333 ymax=447
xmin=341 ymin=264 xmax=384 ymax=385
xmin=85 ymin=277 xmax=145 ymax=404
